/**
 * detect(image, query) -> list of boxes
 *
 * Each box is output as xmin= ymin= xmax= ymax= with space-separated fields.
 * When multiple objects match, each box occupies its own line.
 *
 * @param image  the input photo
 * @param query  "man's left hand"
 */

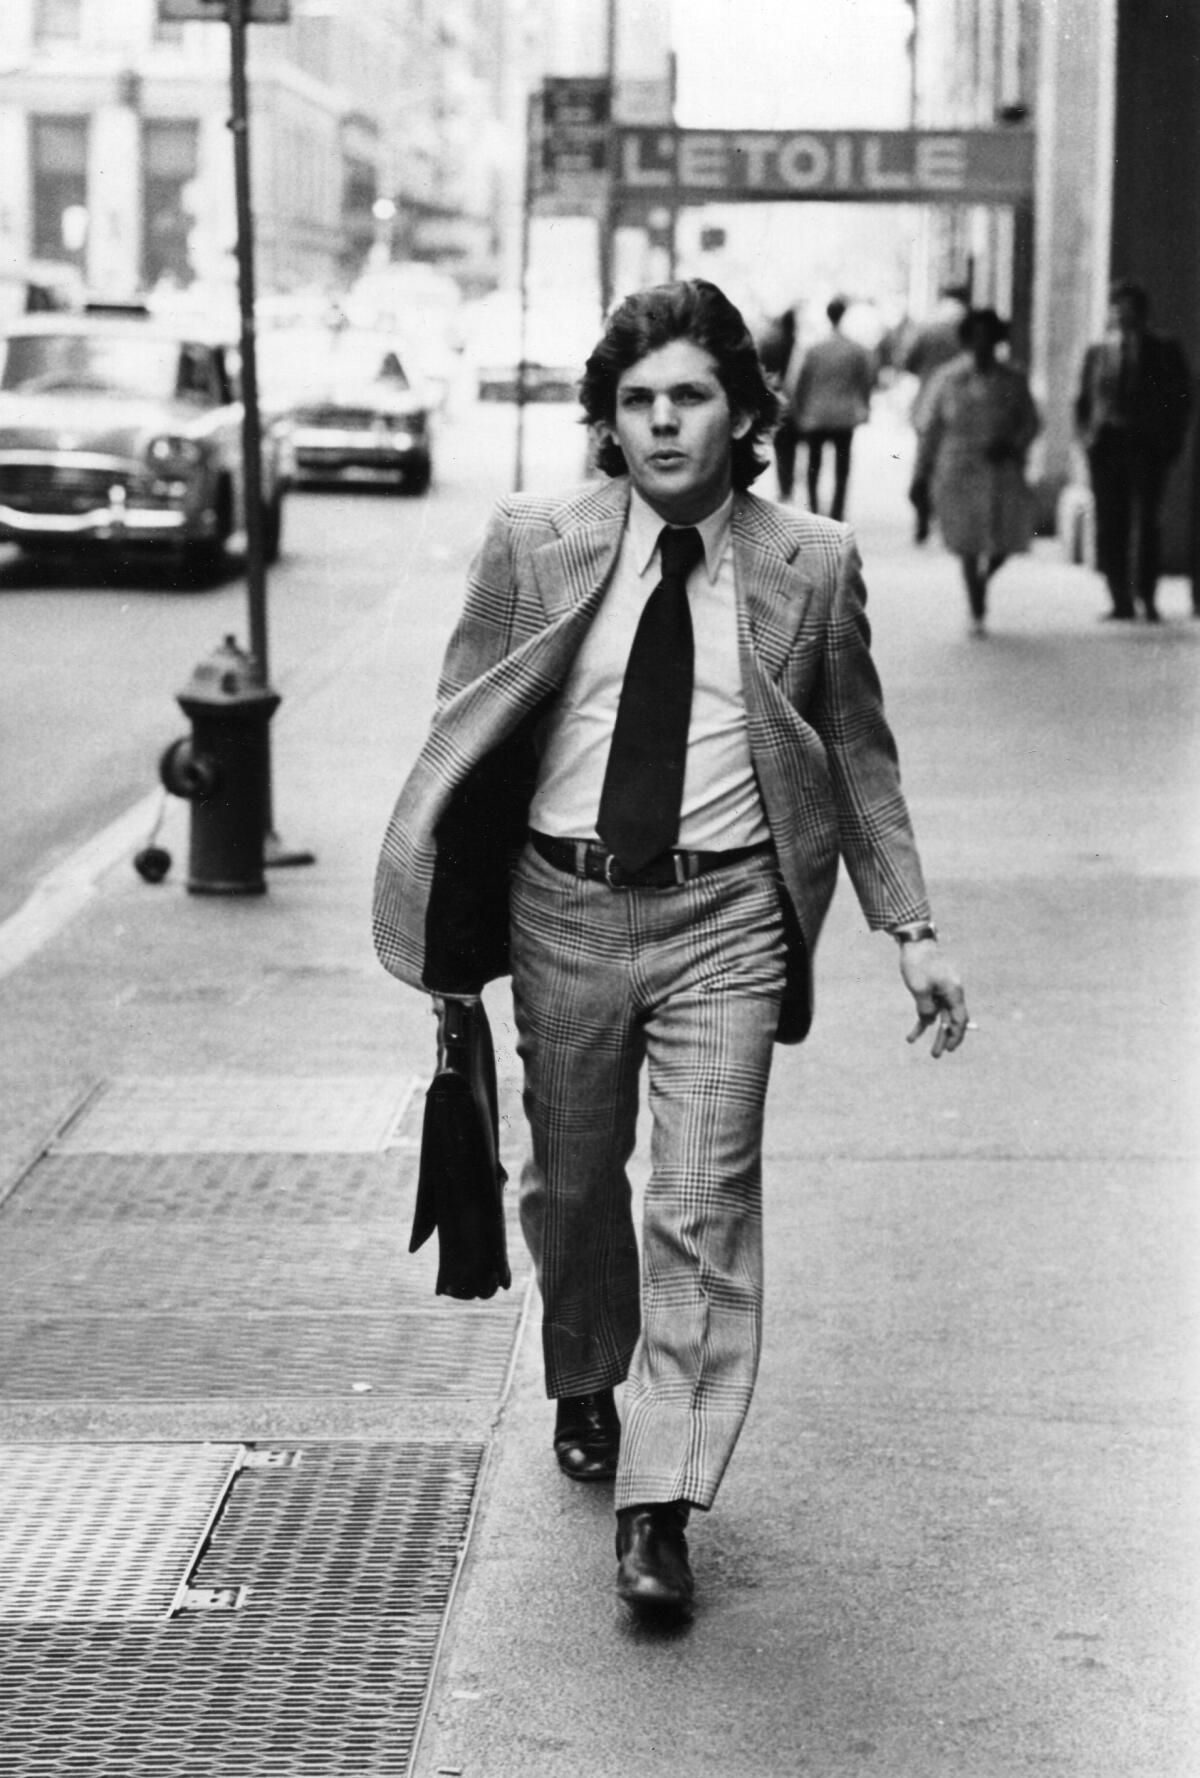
xmin=900 ymin=942 xmax=969 ymax=1057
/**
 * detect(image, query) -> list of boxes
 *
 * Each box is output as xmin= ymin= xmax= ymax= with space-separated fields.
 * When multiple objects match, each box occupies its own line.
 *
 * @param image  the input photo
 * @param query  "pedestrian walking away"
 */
xmin=911 ymin=307 xmax=1040 ymax=634
xmin=373 ymin=277 xmax=969 ymax=1622
xmin=1074 ymin=278 xmax=1192 ymax=622
xmin=790 ymin=295 xmax=876 ymax=521
xmin=756 ymin=304 xmax=802 ymax=502
xmin=902 ymin=281 xmax=971 ymax=541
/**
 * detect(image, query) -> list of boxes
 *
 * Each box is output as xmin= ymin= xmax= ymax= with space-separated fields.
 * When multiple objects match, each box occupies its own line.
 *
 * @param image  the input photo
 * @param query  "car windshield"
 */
xmin=260 ymin=328 xmax=411 ymax=399
xmin=0 ymin=332 xmax=203 ymax=401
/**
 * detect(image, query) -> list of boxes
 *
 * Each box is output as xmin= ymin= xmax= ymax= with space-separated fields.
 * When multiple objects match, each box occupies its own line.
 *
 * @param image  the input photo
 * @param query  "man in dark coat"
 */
xmin=1075 ymin=279 xmax=1193 ymax=621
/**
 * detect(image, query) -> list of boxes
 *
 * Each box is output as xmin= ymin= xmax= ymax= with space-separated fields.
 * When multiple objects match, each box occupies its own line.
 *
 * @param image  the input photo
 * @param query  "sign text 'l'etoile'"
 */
xmin=615 ymin=128 xmax=1035 ymax=203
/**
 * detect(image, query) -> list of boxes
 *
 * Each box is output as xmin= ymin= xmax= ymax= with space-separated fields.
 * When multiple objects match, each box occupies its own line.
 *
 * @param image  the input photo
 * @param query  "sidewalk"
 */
xmin=1 ymin=421 xmax=1197 ymax=1775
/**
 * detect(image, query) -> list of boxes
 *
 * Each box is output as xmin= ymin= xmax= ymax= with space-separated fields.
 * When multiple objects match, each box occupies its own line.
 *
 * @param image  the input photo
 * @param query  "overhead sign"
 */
xmin=542 ymin=77 xmax=611 ymax=178
xmin=615 ymin=128 xmax=1035 ymax=203
xmin=157 ymin=0 xmax=291 ymax=21
xmin=613 ymin=78 xmax=672 ymax=126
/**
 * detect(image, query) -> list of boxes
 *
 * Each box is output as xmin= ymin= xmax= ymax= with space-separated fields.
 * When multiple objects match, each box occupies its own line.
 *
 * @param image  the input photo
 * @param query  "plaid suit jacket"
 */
xmin=372 ymin=476 xmax=931 ymax=1043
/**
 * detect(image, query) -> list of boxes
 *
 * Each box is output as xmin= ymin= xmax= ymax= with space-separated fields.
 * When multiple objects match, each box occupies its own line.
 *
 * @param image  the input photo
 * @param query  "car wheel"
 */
xmin=181 ymin=479 xmax=233 ymax=583
xmin=181 ymin=536 xmax=226 ymax=581
xmin=261 ymin=488 xmax=284 ymax=564
xmin=404 ymin=457 xmax=432 ymax=496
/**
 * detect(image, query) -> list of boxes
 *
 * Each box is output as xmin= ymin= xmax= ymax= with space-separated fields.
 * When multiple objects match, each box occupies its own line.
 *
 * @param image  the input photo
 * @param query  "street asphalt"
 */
xmin=1 ymin=400 xmax=1196 ymax=1776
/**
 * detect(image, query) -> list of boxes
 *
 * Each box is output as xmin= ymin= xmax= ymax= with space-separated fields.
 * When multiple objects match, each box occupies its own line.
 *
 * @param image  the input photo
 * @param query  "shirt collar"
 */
xmin=628 ymin=486 xmax=733 ymax=584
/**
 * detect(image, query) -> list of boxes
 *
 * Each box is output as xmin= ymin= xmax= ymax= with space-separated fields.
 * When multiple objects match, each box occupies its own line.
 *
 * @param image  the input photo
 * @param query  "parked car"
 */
xmin=260 ymin=325 xmax=434 ymax=493
xmin=0 ymin=256 xmax=86 ymax=325
xmin=0 ymin=303 xmax=291 ymax=574
xmin=346 ymin=264 xmax=464 ymax=409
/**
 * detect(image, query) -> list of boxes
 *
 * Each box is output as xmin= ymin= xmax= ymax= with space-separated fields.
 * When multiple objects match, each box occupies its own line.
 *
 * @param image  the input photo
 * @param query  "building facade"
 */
xmin=0 ymin=0 xmax=529 ymax=302
xmin=914 ymin=0 xmax=1198 ymax=571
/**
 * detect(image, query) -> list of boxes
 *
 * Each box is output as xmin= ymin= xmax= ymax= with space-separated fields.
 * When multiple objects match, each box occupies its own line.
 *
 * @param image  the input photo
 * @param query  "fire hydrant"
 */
xmin=159 ymin=634 xmax=280 ymax=895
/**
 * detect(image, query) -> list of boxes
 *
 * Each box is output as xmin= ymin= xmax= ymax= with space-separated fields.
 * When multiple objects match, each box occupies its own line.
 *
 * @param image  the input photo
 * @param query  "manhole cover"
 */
xmin=0 ymin=1444 xmax=239 ymax=1622
xmin=0 ymin=1442 xmax=483 ymax=1773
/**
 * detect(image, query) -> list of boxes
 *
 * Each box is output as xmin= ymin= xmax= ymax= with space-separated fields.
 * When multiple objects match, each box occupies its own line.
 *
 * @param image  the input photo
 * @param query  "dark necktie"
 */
xmin=596 ymin=524 xmax=704 ymax=872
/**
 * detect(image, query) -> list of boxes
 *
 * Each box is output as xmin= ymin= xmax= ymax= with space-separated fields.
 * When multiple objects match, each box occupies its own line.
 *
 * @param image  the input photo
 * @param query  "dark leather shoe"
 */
xmin=554 ymin=1389 xmax=620 ymax=1481
xmin=615 ymin=1502 xmax=694 ymax=1615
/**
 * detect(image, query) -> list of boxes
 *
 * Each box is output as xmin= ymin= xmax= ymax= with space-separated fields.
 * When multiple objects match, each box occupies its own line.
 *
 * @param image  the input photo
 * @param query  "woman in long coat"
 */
xmin=912 ymin=307 xmax=1040 ymax=632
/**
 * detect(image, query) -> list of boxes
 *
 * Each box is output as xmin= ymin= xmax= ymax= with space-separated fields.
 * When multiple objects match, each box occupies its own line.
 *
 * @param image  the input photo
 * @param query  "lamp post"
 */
xmin=227 ymin=0 xmax=313 ymax=866
xmin=514 ymin=90 xmax=536 ymax=493
xmin=600 ymin=0 xmax=617 ymax=318
xmin=905 ymin=0 xmax=919 ymax=128
xmin=370 ymin=195 xmax=396 ymax=269
xmin=157 ymin=0 xmax=312 ymax=866
xmin=226 ymin=0 xmax=269 ymax=690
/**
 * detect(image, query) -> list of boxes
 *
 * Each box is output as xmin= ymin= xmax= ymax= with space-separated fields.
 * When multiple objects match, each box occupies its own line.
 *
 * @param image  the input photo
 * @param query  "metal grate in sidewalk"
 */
xmin=0 ymin=1309 xmax=522 ymax=1401
xmin=4 ymin=1151 xmax=410 ymax=1223
xmin=0 ymin=1444 xmax=240 ymax=1623
xmin=0 ymin=1135 xmax=529 ymax=1402
xmin=2 ymin=1207 xmax=527 ymax=1315
xmin=52 ymin=1075 xmax=421 ymax=1155
xmin=0 ymin=1442 xmax=483 ymax=1774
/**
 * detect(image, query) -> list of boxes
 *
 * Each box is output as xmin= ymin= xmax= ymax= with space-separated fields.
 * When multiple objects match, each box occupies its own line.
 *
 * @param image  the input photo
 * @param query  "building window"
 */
xmin=153 ymin=5 xmax=185 ymax=46
xmin=30 ymin=116 xmax=89 ymax=268
xmin=33 ymin=0 xmax=82 ymax=44
xmin=142 ymin=120 xmax=200 ymax=290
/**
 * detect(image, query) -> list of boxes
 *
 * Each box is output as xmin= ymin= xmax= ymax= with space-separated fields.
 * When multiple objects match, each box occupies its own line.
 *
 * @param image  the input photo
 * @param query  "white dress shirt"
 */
xmin=529 ymin=487 xmax=770 ymax=851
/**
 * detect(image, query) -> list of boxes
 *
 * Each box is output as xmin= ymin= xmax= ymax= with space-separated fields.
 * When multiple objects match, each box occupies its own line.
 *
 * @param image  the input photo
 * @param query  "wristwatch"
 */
xmin=891 ymin=922 xmax=939 ymax=945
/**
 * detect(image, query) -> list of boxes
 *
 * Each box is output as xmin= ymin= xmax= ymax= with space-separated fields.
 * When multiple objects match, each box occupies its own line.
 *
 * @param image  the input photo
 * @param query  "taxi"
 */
xmin=0 ymin=302 xmax=292 ymax=575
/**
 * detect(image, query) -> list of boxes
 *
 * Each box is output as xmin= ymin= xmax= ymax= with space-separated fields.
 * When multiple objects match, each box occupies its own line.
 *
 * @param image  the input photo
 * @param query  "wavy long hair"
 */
xmin=579 ymin=280 xmax=779 ymax=489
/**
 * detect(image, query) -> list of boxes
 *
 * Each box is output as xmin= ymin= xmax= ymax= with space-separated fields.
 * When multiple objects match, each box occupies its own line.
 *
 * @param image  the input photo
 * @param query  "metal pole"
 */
xmin=514 ymin=89 xmax=535 ymax=493
xmin=227 ymin=0 xmax=269 ymax=688
xmin=227 ymin=0 xmax=313 ymax=868
xmin=667 ymin=50 xmax=679 ymax=280
xmin=599 ymin=0 xmax=617 ymax=320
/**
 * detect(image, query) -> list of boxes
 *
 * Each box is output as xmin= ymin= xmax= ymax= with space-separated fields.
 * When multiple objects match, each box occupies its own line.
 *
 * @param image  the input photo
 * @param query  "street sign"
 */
xmin=613 ymin=78 xmax=672 ymax=125
xmin=542 ymin=77 xmax=611 ymax=178
xmin=615 ymin=128 xmax=1035 ymax=204
xmin=157 ymin=1 xmax=291 ymax=21
xmin=534 ymin=183 xmax=608 ymax=219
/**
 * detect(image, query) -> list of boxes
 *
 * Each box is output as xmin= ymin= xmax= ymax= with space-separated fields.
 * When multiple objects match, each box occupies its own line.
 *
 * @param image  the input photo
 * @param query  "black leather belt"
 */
xmin=530 ymin=830 xmax=772 ymax=890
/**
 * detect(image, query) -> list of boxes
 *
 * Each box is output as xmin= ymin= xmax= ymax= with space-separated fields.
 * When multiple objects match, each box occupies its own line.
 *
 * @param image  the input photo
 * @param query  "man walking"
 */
xmin=1075 ymin=279 xmax=1192 ymax=621
xmin=756 ymin=303 xmax=802 ymax=500
xmin=374 ymin=280 xmax=968 ymax=1618
xmin=790 ymin=295 xmax=876 ymax=520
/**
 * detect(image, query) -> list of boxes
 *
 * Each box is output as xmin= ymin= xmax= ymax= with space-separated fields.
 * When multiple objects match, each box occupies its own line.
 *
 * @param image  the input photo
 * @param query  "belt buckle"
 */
xmin=602 ymin=852 xmax=626 ymax=890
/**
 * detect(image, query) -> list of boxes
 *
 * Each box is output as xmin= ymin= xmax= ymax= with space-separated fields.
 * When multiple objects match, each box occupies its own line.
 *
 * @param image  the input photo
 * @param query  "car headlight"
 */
xmin=147 ymin=435 xmax=206 ymax=472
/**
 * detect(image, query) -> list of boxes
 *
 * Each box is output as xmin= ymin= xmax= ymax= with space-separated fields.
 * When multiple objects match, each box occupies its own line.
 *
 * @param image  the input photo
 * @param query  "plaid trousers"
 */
xmin=509 ymin=839 xmax=786 ymax=1511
